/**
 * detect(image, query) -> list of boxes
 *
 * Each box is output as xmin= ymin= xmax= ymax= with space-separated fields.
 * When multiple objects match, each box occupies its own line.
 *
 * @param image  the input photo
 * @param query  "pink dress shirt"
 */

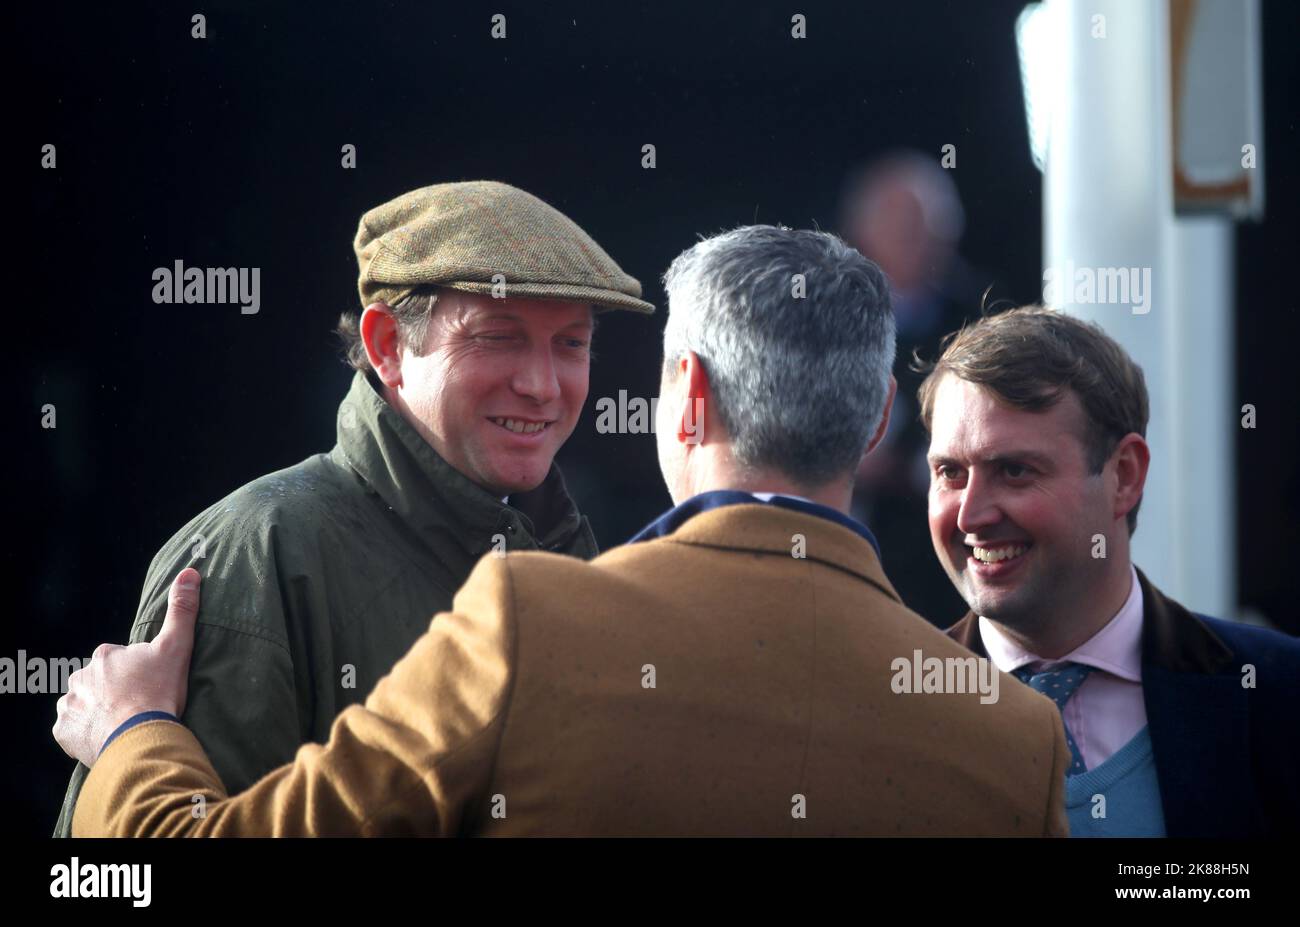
xmin=978 ymin=565 xmax=1147 ymax=770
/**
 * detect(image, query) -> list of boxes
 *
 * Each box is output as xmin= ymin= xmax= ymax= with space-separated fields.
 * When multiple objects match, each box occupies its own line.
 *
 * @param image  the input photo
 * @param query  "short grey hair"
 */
xmin=662 ymin=225 xmax=896 ymax=487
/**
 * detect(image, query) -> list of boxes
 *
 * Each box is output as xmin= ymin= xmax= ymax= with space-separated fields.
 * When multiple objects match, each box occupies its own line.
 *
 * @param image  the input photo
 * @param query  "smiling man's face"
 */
xmin=396 ymin=292 xmax=594 ymax=497
xmin=926 ymin=375 xmax=1115 ymax=638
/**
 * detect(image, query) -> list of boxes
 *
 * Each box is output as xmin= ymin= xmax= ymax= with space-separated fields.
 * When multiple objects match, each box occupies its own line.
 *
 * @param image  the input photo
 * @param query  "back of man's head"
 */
xmin=661 ymin=225 xmax=896 ymax=488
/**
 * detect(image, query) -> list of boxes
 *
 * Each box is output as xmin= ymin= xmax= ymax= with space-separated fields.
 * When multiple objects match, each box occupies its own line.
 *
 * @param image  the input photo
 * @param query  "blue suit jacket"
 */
xmin=946 ymin=567 xmax=1300 ymax=837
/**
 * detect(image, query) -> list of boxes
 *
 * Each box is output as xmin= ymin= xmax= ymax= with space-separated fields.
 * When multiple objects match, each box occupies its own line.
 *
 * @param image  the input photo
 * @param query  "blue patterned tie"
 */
xmin=1013 ymin=663 xmax=1094 ymax=775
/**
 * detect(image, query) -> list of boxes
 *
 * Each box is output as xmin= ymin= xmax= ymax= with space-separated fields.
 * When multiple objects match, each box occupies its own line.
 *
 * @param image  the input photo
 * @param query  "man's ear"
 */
xmin=677 ymin=351 xmax=710 ymax=446
xmin=863 ymin=375 xmax=897 ymax=456
xmin=360 ymin=303 xmax=402 ymax=388
xmin=1110 ymin=432 xmax=1150 ymax=525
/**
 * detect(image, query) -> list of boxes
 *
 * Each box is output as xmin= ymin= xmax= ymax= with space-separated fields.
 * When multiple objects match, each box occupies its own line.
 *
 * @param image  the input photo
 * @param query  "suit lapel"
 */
xmin=946 ymin=612 xmax=986 ymax=656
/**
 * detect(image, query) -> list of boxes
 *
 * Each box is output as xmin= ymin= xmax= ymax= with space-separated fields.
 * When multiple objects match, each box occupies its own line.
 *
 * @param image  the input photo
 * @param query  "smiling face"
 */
xmin=394 ymin=292 xmax=593 ymax=497
xmin=926 ymin=375 xmax=1120 ymax=643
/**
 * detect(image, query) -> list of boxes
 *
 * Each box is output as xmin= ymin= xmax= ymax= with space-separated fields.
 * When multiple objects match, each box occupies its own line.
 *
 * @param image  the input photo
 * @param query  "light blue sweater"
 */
xmin=1065 ymin=725 xmax=1166 ymax=837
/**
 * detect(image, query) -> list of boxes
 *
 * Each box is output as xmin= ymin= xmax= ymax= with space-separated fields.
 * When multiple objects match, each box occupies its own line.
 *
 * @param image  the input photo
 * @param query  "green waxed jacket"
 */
xmin=54 ymin=371 xmax=598 ymax=836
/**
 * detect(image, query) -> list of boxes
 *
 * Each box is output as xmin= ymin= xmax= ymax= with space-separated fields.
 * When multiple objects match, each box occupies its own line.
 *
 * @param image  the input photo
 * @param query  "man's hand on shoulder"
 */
xmin=53 ymin=569 xmax=202 ymax=767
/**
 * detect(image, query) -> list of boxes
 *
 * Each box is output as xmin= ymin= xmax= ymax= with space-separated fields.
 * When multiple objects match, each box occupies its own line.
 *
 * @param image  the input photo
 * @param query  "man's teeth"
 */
xmin=972 ymin=544 xmax=1029 ymax=564
xmin=492 ymin=417 xmax=547 ymax=434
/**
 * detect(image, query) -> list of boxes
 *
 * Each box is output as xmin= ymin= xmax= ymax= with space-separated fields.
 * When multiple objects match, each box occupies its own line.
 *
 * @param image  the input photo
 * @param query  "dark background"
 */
xmin=8 ymin=0 xmax=1297 ymax=838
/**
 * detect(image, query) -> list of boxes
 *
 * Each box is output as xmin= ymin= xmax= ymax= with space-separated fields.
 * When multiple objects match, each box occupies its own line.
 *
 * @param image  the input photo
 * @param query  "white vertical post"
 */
xmin=1167 ymin=217 xmax=1235 ymax=615
xmin=1040 ymin=0 xmax=1234 ymax=616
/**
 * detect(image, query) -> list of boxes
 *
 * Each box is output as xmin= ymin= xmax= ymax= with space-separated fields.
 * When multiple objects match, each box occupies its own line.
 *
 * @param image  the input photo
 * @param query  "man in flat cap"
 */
xmin=52 ymin=180 xmax=652 ymax=836
xmin=57 ymin=226 xmax=1069 ymax=836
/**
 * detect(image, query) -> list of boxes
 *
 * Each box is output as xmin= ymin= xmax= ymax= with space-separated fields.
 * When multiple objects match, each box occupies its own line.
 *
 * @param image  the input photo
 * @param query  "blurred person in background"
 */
xmin=840 ymin=150 xmax=989 ymax=626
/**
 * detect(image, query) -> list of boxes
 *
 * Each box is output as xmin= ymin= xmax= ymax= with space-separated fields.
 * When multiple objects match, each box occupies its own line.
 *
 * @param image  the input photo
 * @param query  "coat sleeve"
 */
xmin=54 ymin=507 xmax=303 ymax=837
xmin=73 ymin=555 xmax=516 ymax=837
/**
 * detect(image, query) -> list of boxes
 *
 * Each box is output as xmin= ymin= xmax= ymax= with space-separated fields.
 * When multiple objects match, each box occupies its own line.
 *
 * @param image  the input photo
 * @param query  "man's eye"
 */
xmin=937 ymin=465 xmax=963 ymax=481
xmin=1003 ymin=463 xmax=1030 ymax=479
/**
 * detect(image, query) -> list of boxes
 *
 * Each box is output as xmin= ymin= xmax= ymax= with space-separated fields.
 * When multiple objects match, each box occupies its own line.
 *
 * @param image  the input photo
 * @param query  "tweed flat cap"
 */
xmin=354 ymin=181 xmax=653 ymax=314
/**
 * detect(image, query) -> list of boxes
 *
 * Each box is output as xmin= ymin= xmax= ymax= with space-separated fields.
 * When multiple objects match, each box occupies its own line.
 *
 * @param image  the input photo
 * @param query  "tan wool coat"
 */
xmin=77 ymin=504 xmax=1069 ymax=837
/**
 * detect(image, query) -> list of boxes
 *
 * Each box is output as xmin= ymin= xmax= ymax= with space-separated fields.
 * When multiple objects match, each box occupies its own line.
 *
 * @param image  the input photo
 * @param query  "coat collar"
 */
xmin=629 ymin=490 xmax=882 ymax=559
xmin=1133 ymin=567 xmax=1235 ymax=673
xmin=945 ymin=608 xmax=986 ymax=655
xmin=944 ymin=566 xmax=1236 ymax=673
xmin=328 ymin=371 xmax=591 ymax=558
xmin=648 ymin=500 xmax=901 ymax=605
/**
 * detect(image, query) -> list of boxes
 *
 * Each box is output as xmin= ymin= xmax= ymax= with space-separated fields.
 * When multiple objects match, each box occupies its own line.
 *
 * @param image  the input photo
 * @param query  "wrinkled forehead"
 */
xmin=927 ymin=374 xmax=1088 ymax=462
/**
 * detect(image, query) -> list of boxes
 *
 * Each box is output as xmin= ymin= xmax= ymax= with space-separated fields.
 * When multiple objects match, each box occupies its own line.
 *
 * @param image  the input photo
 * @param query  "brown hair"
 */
xmin=916 ymin=305 xmax=1150 ymax=534
xmin=335 ymin=288 xmax=443 ymax=372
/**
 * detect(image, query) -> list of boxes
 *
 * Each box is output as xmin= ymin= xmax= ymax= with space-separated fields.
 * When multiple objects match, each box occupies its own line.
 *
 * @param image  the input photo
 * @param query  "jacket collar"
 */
xmin=648 ymin=500 xmax=901 ymax=604
xmin=944 ymin=566 xmax=1235 ymax=674
xmin=946 ymin=610 xmax=985 ymax=655
xmin=1133 ymin=567 xmax=1235 ymax=674
xmin=629 ymin=490 xmax=882 ymax=559
xmin=329 ymin=371 xmax=590 ymax=557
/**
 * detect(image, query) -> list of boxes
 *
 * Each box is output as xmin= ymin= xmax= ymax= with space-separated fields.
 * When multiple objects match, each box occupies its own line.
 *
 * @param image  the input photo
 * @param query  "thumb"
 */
xmin=154 ymin=567 xmax=201 ymax=662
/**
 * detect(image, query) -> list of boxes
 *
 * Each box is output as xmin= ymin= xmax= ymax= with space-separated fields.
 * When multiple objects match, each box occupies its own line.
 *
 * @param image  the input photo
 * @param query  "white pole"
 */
xmin=1040 ymin=0 xmax=1234 ymax=617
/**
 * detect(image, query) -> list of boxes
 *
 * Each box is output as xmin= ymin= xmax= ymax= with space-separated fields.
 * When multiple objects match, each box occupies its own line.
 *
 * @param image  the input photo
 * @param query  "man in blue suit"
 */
xmin=919 ymin=305 xmax=1299 ymax=837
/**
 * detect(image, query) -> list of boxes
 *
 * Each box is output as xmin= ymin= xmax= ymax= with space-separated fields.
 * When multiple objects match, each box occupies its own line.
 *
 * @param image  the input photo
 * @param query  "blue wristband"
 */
xmin=98 ymin=711 xmax=181 ymax=757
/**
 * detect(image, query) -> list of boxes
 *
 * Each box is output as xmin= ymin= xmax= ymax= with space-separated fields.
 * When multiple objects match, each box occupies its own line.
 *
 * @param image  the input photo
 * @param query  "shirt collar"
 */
xmin=628 ymin=489 xmax=882 ymax=559
xmin=979 ymin=564 xmax=1144 ymax=681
